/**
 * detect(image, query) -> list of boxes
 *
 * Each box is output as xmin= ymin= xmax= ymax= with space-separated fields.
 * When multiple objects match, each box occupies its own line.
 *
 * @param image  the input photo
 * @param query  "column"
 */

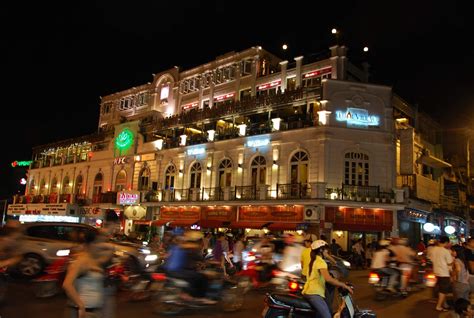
xmin=250 ymin=56 xmax=259 ymax=97
xmin=234 ymin=63 xmax=241 ymax=101
xmin=294 ymin=56 xmax=303 ymax=88
xmin=209 ymin=72 xmax=215 ymax=108
xmin=279 ymin=61 xmax=288 ymax=92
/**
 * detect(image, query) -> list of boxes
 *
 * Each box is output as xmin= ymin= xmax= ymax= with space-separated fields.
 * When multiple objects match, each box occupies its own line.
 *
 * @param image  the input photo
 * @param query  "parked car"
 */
xmin=16 ymin=222 xmax=160 ymax=277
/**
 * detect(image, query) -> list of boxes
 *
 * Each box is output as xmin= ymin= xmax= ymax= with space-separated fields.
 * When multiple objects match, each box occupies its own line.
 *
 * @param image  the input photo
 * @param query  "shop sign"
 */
xmin=160 ymin=206 xmax=201 ymax=220
xmin=246 ymin=138 xmax=270 ymax=148
xmin=335 ymin=107 xmax=380 ymax=128
xmin=81 ymin=207 xmax=103 ymax=218
xmin=202 ymin=206 xmax=236 ymax=221
xmin=117 ymin=191 xmax=140 ymax=205
xmin=114 ymin=157 xmax=129 ymax=165
xmin=7 ymin=203 xmax=69 ymax=216
xmin=187 ymin=147 xmax=206 ymax=156
xmin=326 ymin=207 xmax=393 ymax=229
xmin=124 ymin=205 xmax=146 ymax=220
xmin=140 ymin=153 xmax=156 ymax=161
xmin=398 ymin=209 xmax=428 ymax=223
xmin=239 ymin=205 xmax=304 ymax=222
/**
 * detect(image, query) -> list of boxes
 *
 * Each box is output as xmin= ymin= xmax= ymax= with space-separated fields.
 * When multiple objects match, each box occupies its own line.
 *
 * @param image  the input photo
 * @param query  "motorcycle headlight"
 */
xmin=139 ymin=248 xmax=151 ymax=254
xmin=207 ymin=248 xmax=212 ymax=254
xmin=342 ymin=260 xmax=351 ymax=267
xmin=145 ymin=254 xmax=158 ymax=262
xmin=56 ymin=249 xmax=70 ymax=257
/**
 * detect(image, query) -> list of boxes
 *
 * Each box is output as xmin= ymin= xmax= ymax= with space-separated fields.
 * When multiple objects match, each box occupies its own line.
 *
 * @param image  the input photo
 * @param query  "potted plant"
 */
xmin=374 ymin=196 xmax=380 ymax=203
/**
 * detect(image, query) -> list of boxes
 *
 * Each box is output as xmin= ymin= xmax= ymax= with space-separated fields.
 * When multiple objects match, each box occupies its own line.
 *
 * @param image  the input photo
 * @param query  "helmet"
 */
xmin=183 ymin=230 xmax=203 ymax=242
xmin=379 ymin=239 xmax=390 ymax=247
xmin=311 ymin=240 xmax=328 ymax=250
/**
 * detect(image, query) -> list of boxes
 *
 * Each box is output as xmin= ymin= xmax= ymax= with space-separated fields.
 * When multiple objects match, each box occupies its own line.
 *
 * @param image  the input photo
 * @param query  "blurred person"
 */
xmin=0 ymin=220 xmax=23 ymax=268
xmin=464 ymin=237 xmax=474 ymax=294
xmin=213 ymin=233 xmax=233 ymax=275
xmin=417 ymin=240 xmax=426 ymax=254
xmin=389 ymin=237 xmax=416 ymax=293
xmin=302 ymin=240 xmax=352 ymax=318
xmin=202 ymin=232 xmax=211 ymax=255
xmin=453 ymin=298 xmax=474 ymax=318
xmin=301 ymin=238 xmax=312 ymax=281
xmin=279 ymin=234 xmax=303 ymax=273
xmin=452 ymin=245 xmax=471 ymax=302
xmin=426 ymin=238 xmax=437 ymax=261
xmin=352 ymin=239 xmax=365 ymax=269
xmin=329 ymin=239 xmax=341 ymax=257
xmin=371 ymin=240 xmax=399 ymax=293
xmin=232 ymin=234 xmax=244 ymax=272
xmin=365 ymin=242 xmax=375 ymax=269
xmin=431 ymin=235 xmax=454 ymax=312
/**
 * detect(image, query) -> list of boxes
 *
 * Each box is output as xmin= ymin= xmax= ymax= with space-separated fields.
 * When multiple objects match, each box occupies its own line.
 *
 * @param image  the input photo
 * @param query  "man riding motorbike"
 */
xmin=389 ymin=237 xmax=416 ymax=293
xmin=370 ymin=239 xmax=399 ymax=293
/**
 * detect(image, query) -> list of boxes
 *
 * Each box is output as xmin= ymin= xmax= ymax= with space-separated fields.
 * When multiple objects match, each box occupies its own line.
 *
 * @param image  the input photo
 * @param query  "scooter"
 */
xmin=262 ymin=280 xmax=376 ymax=318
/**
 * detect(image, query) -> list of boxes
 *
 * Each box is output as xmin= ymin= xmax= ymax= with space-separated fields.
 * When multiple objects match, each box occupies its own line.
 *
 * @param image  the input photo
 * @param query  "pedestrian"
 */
xmin=329 ymin=239 xmax=341 ymax=257
xmin=451 ymin=245 xmax=470 ymax=302
xmin=453 ymin=298 xmax=474 ymax=318
xmin=430 ymin=235 xmax=454 ymax=312
xmin=463 ymin=237 xmax=474 ymax=296
xmin=232 ymin=234 xmax=244 ymax=272
xmin=301 ymin=238 xmax=312 ymax=281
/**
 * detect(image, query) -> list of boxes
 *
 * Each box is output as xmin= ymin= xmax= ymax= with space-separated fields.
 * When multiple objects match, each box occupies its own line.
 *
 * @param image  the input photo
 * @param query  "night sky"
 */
xmin=1 ymin=1 xmax=473 ymax=199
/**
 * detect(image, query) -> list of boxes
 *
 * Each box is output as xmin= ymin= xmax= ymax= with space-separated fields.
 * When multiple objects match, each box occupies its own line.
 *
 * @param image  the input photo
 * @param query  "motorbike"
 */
xmin=32 ymin=249 xmax=71 ymax=298
xmin=152 ymin=263 xmax=245 ymax=315
xmin=262 ymin=280 xmax=376 ymax=318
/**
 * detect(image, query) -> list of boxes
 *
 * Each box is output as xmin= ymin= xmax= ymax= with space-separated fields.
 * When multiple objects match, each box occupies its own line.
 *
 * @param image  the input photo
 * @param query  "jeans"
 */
xmin=453 ymin=282 xmax=470 ymax=301
xmin=304 ymin=294 xmax=332 ymax=318
xmin=378 ymin=267 xmax=399 ymax=289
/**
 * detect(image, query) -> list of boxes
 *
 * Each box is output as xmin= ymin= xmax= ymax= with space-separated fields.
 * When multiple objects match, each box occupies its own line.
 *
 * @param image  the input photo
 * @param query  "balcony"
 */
xmin=398 ymin=174 xmax=440 ymax=203
xmin=92 ymin=192 xmax=117 ymax=204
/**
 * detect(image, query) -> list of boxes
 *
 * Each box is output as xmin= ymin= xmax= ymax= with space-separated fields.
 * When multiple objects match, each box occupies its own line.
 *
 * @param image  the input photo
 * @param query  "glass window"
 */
xmin=115 ymin=170 xmax=127 ymax=191
xmin=62 ymin=176 xmax=71 ymax=194
xmin=218 ymin=159 xmax=233 ymax=187
xmin=344 ymin=152 xmax=369 ymax=186
xmin=165 ymin=165 xmax=176 ymax=190
xmin=93 ymin=173 xmax=103 ymax=196
xmin=39 ymin=179 xmax=46 ymax=195
xmin=160 ymin=86 xmax=169 ymax=101
xmin=74 ymin=175 xmax=83 ymax=195
xmin=251 ymin=156 xmax=267 ymax=186
xmin=138 ymin=168 xmax=150 ymax=191
xmin=26 ymin=225 xmax=58 ymax=240
xmin=290 ymin=151 xmax=309 ymax=184
xmin=29 ymin=178 xmax=36 ymax=195
xmin=50 ymin=177 xmax=58 ymax=194
xmin=190 ymin=162 xmax=202 ymax=189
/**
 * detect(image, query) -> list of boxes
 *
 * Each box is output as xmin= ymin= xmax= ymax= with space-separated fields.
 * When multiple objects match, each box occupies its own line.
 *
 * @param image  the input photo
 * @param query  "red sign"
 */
xmin=160 ymin=206 xmax=201 ymax=220
xmin=113 ymin=157 xmax=128 ymax=165
xmin=201 ymin=206 xmax=236 ymax=221
xmin=238 ymin=205 xmax=304 ymax=222
xmin=303 ymin=67 xmax=332 ymax=79
xmin=325 ymin=207 xmax=393 ymax=231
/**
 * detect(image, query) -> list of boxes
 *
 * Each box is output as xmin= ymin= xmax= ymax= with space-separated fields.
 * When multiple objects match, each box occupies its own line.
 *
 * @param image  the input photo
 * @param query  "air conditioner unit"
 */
xmin=304 ymin=205 xmax=322 ymax=222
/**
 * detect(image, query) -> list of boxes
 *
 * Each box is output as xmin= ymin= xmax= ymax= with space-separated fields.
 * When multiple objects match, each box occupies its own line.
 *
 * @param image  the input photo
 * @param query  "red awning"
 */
xmin=267 ymin=223 xmax=299 ymax=231
xmin=168 ymin=219 xmax=200 ymax=227
xmin=199 ymin=220 xmax=231 ymax=228
xmin=151 ymin=220 xmax=170 ymax=226
xmin=133 ymin=220 xmax=151 ymax=225
xmin=229 ymin=221 xmax=269 ymax=229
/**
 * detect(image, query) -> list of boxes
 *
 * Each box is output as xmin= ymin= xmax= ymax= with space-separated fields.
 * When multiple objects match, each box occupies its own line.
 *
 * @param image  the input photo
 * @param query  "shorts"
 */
xmin=436 ymin=276 xmax=452 ymax=294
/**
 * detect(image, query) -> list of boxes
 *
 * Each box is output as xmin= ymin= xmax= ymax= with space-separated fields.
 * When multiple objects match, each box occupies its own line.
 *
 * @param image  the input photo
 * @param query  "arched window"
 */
xmin=93 ymin=173 xmax=103 ymax=196
xmin=164 ymin=165 xmax=176 ymax=190
xmin=218 ymin=159 xmax=233 ymax=187
xmin=344 ymin=152 xmax=369 ymax=186
xmin=29 ymin=178 xmax=36 ymax=195
xmin=190 ymin=162 xmax=202 ymax=189
xmin=50 ymin=177 xmax=58 ymax=194
xmin=138 ymin=168 xmax=150 ymax=191
xmin=115 ymin=170 xmax=127 ymax=191
xmin=290 ymin=151 xmax=309 ymax=184
xmin=62 ymin=176 xmax=71 ymax=194
xmin=74 ymin=175 xmax=83 ymax=195
xmin=251 ymin=156 xmax=267 ymax=186
xmin=39 ymin=179 xmax=46 ymax=195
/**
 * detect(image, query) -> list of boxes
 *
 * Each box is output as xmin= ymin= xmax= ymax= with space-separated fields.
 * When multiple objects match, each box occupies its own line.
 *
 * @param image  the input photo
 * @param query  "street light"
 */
xmin=331 ymin=28 xmax=340 ymax=45
xmin=282 ymin=44 xmax=288 ymax=50
xmin=363 ymin=46 xmax=369 ymax=52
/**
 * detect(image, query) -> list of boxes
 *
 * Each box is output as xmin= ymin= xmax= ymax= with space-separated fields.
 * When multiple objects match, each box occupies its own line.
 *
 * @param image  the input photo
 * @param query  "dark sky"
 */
xmin=1 ymin=0 xmax=473 ymax=199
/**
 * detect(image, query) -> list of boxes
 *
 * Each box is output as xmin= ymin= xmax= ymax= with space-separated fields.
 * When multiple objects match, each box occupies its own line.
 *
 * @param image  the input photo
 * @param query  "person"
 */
xmin=417 ymin=240 xmax=426 ymax=254
xmin=463 ymin=237 xmax=474 ymax=295
xmin=0 ymin=220 xmax=23 ymax=268
xmin=329 ymin=239 xmax=341 ymax=257
xmin=302 ymin=240 xmax=352 ymax=318
xmin=453 ymin=297 xmax=474 ymax=318
xmin=389 ymin=237 xmax=416 ymax=293
xmin=301 ymin=238 xmax=312 ymax=281
xmin=202 ymin=232 xmax=212 ymax=255
xmin=352 ymin=239 xmax=365 ymax=269
xmin=452 ymin=245 xmax=470 ymax=302
xmin=430 ymin=235 xmax=454 ymax=312
xmin=365 ymin=242 xmax=374 ymax=269
xmin=213 ymin=233 xmax=233 ymax=275
xmin=370 ymin=239 xmax=399 ymax=293
xmin=63 ymin=229 xmax=114 ymax=318
xmin=232 ymin=234 xmax=244 ymax=272
xmin=279 ymin=234 xmax=303 ymax=273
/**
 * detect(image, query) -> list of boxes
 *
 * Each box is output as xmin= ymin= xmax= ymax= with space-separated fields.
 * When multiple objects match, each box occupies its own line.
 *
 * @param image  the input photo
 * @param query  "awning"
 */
xmin=133 ymin=220 xmax=152 ymax=225
xmin=333 ymin=223 xmax=392 ymax=232
xmin=199 ymin=220 xmax=232 ymax=228
xmin=151 ymin=220 xmax=170 ymax=226
xmin=267 ymin=223 xmax=308 ymax=231
xmin=229 ymin=221 xmax=270 ymax=229
xmin=168 ymin=219 xmax=199 ymax=227
xmin=419 ymin=154 xmax=452 ymax=169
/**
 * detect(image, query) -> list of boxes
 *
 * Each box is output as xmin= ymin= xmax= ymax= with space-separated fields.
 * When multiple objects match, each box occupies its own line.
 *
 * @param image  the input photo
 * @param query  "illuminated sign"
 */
xmin=246 ymin=138 xmax=270 ymax=148
xmin=303 ymin=67 xmax=332 ymax=78
xmin=11 ymin=160 xmax=32 ymax=167
xmin=113 ymin=157 xmax=129 ymax=165
xmin=258 ymin=79 xmax=281 ymax=90
xmin=214 ymin=93 xmax=234 ymax=101
xmin=20 ymin=178 xmax=27 ymax=185
xmin=115 ymin=128 xmax=134 ymax=151
xmin=335 ymin=107 xmax=380 ymax=127
xmin=117 ymin=191 xmax=141 ymax=205
xmin=187 ymin=147 xmax=206 ymax=156
xmin=182 ymin=102 xmax=198 ymax=110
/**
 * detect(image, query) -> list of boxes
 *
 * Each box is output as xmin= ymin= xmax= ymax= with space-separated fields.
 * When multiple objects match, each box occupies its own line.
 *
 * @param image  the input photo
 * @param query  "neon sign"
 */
xmin=187 ymin=147 xmax=206 ymax=156
xmin=246 ymin=138 xmax=270 ymax=148
xmin=117 ymin=191 xmax=140 ymax=205
xmin=113 ymin=157 xmax=129 ymax=165
xmin=11 ymin=160 xmax=32 ymax=167
xmin=335 ymin=108 xmax=380 ymax=127
xmin=115 ymin=128 xmax=134 ymax=151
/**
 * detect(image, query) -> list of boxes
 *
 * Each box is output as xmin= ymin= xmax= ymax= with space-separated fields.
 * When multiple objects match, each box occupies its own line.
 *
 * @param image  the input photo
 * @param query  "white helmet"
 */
xmin=311 ymin=240 xmax=328 ymax=250
xmin=379 ymin=239 xmax=390 ymax=247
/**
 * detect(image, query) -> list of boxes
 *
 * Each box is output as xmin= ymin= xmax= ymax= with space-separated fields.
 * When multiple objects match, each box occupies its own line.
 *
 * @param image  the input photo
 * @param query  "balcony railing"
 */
xmin=341 ymin=184 xmax=380 ymax=201
xmin=277 ymin=183 xmax=311 ymax=199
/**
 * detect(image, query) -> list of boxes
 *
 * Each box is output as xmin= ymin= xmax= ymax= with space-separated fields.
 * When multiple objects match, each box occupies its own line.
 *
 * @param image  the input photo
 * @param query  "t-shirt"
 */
xmin=371 ymin=249 xmax=389 ymax=269
xmin=302 ymin=255 xmax=328 ymax=297
xmin=279 ymin=244 xmax=304 ymax=272
xmin=431 ymin=246 xmax=454 ymax=277
xmin=301 ymin=247 xmax=312 ymax=277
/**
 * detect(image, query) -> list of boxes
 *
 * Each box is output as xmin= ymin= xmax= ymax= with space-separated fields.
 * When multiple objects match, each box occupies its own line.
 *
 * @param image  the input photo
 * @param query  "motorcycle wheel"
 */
xmin=33 ymin=281 xmax=60 ymax=298
xmin=221 ymin=286 xmax=244 ymax=312
xmin=152 ymin=288 xmax=185 ymax=316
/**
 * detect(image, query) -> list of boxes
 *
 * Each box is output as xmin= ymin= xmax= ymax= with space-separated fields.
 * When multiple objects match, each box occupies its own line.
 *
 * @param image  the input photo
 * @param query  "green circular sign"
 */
xmin=115 ymin=128 xmax=134 ymax=151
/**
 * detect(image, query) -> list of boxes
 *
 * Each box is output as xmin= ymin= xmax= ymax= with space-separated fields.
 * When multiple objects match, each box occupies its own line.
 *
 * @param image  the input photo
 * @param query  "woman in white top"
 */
xmin=452 ymin=245 xmax=471 ymax=302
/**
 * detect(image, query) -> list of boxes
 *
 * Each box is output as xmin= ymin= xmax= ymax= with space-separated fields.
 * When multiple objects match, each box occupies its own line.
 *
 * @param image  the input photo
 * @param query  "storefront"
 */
xmin=325 ymin=206 xmax=393 ymax=251
xmin=154 ymin=206 xmax=201 ymax=228
xmin=7 ymin=203 xmax=80 ymax=223
xmin=80 ymin=206 xmax=106 ymax=228
xmin=397 ymin=208 xmax=429 ymax=248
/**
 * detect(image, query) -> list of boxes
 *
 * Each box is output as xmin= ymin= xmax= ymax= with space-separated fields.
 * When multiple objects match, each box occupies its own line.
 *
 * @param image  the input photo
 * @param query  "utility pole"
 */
xmin=466 ymin=129 xmax=472 ymax=237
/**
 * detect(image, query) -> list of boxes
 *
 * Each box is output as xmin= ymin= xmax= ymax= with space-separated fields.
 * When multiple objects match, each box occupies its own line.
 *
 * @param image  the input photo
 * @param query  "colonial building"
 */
xmin=11 ymin=45 xmax=409 ymax=248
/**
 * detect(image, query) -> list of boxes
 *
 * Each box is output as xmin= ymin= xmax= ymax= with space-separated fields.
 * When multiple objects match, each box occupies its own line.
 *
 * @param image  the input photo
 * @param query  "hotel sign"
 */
xmin=116 ymin=190 xmax=140 ymax=205
xmin=246 ymin=138 xmax=270 ymax=148
xmin=335 ymin=107 xmax=380 ymax=128
xmin=187 ymin=147 xmax=206 ymax=156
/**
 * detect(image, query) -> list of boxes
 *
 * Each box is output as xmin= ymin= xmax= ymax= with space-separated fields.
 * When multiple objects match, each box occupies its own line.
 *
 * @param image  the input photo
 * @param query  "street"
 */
xmin=0 ymin=270 xmax=458 ymax=318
